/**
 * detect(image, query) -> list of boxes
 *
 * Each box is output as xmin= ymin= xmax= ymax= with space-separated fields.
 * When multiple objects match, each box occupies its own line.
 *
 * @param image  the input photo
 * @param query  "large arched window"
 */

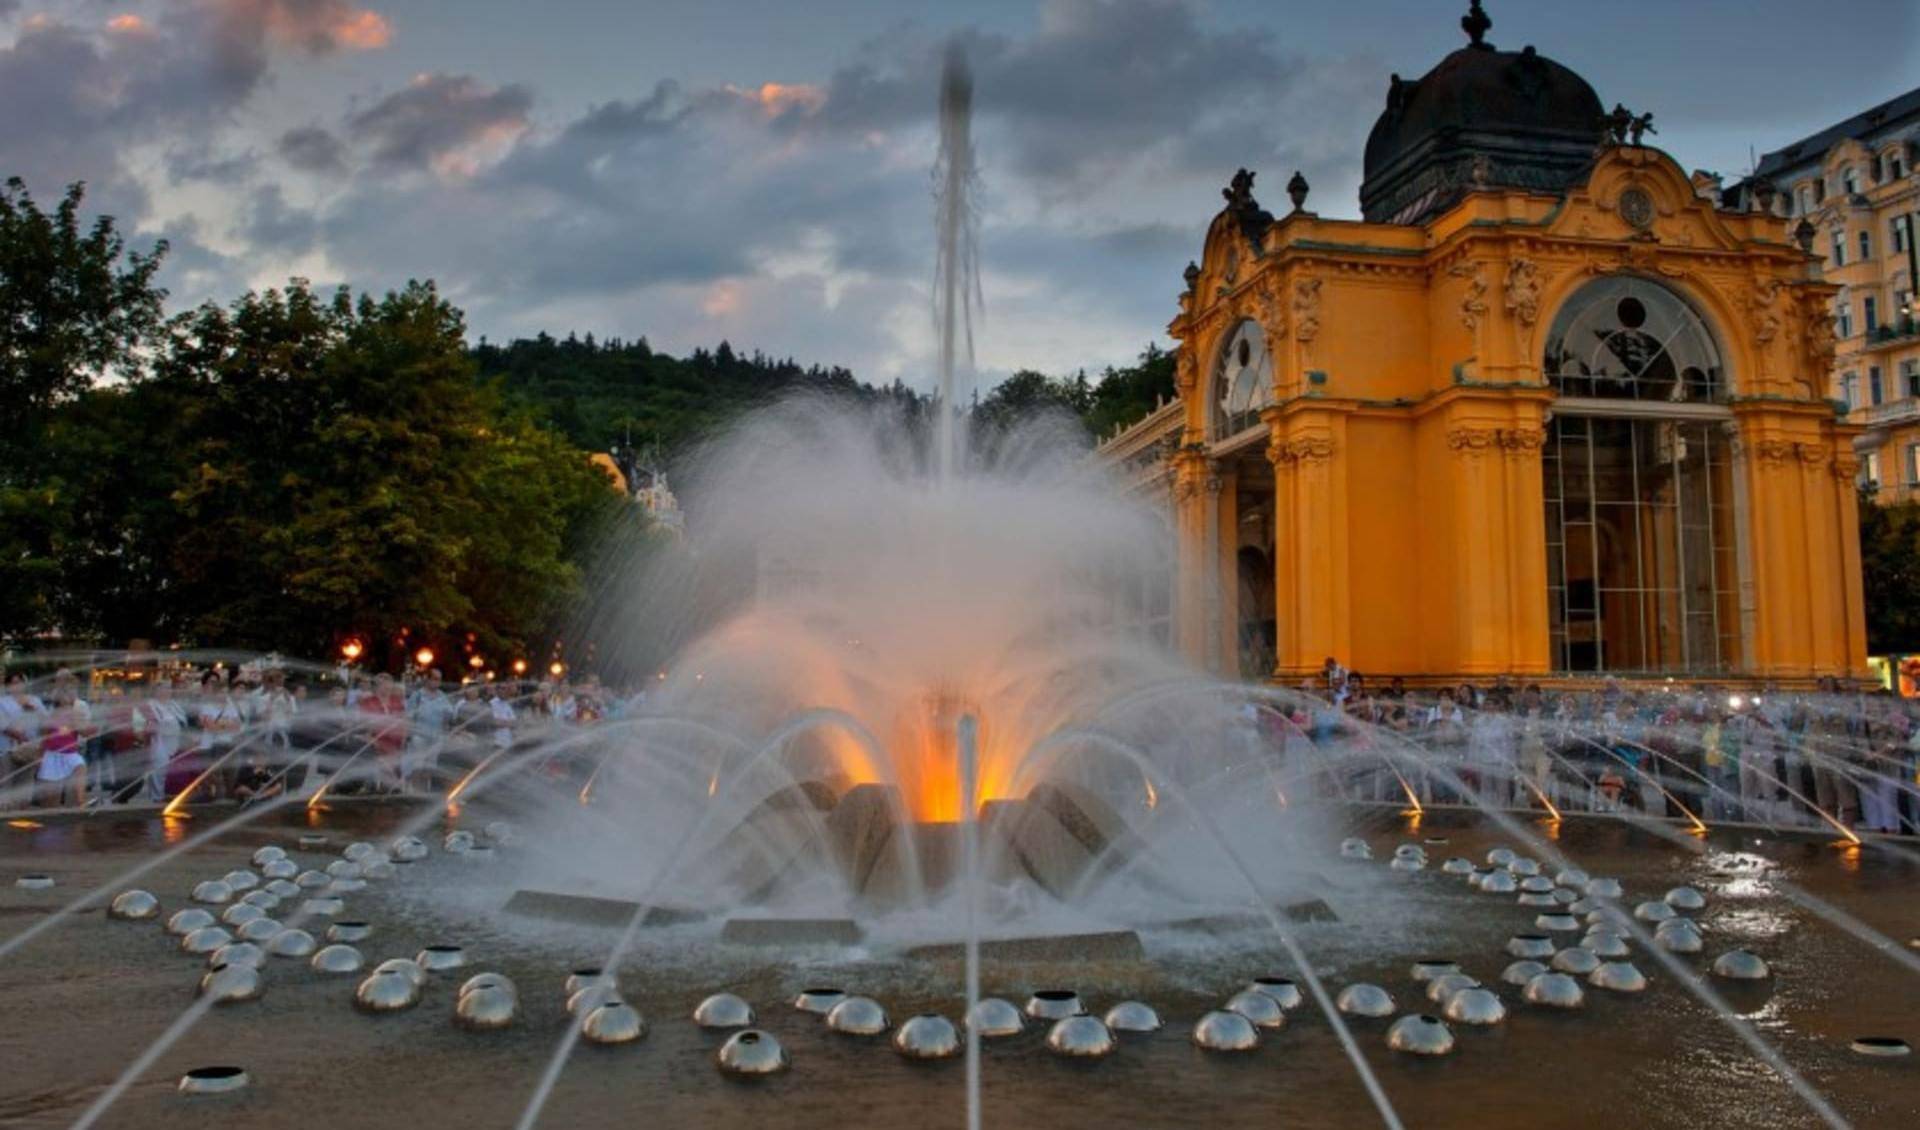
xmin=1542 ymin=278 xmax=1739 ymax=675
xmin=1543 ymin=278 xmax=1724 ymax=402
xmin=1213 ymin=320 xmax=1272 ymax=438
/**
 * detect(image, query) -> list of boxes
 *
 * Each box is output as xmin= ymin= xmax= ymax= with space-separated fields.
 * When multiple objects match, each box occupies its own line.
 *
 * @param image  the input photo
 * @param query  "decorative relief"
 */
xmin=1503 ymin=258 xmax=1542 ymax=327
xmin=1446 ymin=427 xmax=1545 ymax=457
xmin=1832 ymin=454 xmax=1862 ymax=481
xmin=1801 ymin=293 xmax=1837 ymax=373
xmin=1448 ymin=261 xmax=1489 ymax=331
xmin=1291 ymin=277 xmax=1322 ymax=345
xmin=1252 ymin=281 xmax=1287 ymax=343
xmin=1748 ymin=278 xmax=1782 ymax=347
xmin=1267 ymin=436 xmax=1335 ymax=467
xmin=1175 ymin=344 xmax=1199 ymax=392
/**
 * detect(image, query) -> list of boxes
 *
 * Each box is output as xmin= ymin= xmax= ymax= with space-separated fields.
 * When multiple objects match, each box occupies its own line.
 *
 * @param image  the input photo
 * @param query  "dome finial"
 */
xmin=1462 ymin=1 xmax=1492 ymax=48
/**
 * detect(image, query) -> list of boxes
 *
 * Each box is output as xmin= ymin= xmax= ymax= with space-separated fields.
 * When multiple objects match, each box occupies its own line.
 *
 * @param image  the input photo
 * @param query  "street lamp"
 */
xmin=512 ymin=659 xmax=529 ymax=676
xmin=340 ymin=639 xmax=364 ymax=662
xmin=468 ymin=654 xmax=485 ymax=671
xmin=414 ymin=647 xmax=435 ymax=668
xmin=549 ymin=661 xmax=566 ymax=678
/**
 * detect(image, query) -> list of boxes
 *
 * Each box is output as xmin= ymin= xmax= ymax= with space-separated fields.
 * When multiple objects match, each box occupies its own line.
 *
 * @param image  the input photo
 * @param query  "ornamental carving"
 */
xmin=1748 ymin=278 xmax=1782 ymax=348
xmin=1175 ymin=344 xmax=1199 ymax=392
xmin=1504 ymin=258 xmax=1542 ymax=327
xmin=1448 ymin=261 xmax=1489 ymax=331
xmin=1802 ymin=294 xmax=1837 ymax=372
xmin=1832 ymin=454 xmax=1862 ymax=481
xmin=1252 ymin=281 xmax=1287 ymax=343
xmin=1447 ymin=426 xmax=1545 ymax=457
xmin=1291 ymin=277 xmax=1322 ymax=345
xmin=1267 ymin=436 xmax=1335 ymax=467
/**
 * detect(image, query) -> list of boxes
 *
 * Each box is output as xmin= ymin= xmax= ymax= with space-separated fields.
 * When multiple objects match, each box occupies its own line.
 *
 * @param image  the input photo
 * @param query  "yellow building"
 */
xmin=1724 ymin=88 xmax=1920 ymax=504
xmin=1100 ymin=3 xmax=1868 ymax=687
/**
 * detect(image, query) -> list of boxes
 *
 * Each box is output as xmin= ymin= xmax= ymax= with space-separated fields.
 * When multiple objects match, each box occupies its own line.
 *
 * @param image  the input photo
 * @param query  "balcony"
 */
xmin=1860 ymin=318 xmax=1920 ymax=353
xmin=1859 ymin=398 xmax=1920 ymax=427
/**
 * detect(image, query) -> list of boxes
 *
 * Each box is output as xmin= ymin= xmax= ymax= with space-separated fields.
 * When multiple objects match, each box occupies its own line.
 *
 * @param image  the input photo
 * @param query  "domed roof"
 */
xmin=1360 ymin=4 xmax=1605 ymax=225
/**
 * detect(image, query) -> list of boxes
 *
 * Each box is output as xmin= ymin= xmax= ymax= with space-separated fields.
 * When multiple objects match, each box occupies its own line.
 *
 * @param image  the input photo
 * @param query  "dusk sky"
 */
xmin=4 ymin=0 xmax=1916 ymax=394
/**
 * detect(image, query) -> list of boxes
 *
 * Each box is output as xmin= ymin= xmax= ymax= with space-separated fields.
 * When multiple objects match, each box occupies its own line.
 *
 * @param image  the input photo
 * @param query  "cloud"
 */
xmin=346 ymin=72 xmax=532 ymax=174
xmin=206 ymin=0 xmax=391 ymax=56
xmin=278 ymin=124 xmax=348 ymax=173
xmin=4 ymin=0 xmax=1374 ymax=387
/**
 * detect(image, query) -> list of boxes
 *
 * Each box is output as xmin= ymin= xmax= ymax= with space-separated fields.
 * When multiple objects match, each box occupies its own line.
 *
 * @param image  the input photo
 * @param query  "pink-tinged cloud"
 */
xmin=724 ymin=81 xmax=826 ymax=118
xmin=208 ymin=0 xmax=393 ymax=55
xmin=106 ymin=14 xmax=150 ymax=35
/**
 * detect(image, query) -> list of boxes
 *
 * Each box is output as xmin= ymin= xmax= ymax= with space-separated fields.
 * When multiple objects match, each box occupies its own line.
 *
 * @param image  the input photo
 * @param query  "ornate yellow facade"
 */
xmin=1107 ymin=12 xmax=1868 ymax=687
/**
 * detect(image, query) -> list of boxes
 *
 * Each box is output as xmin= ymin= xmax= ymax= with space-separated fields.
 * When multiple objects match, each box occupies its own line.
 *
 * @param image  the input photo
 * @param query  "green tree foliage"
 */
xmin=969 ymin=344 xmax=1177 ymax=441
xmin=1860 ymin=487 xmax=1920 ymax=655
xmin=474 ymin=332 xmax=866 ymax=454
xmin=0 ymin=179 xmax=168 ymax=637
xmin=146 ymin=280 xmax=627 ymax=659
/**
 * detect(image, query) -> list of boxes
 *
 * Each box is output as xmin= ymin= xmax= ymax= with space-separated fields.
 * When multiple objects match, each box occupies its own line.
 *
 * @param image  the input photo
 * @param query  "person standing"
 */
xmin=405 ymin=671 xmax=452 ymax=794
xmin=2 ymin=674 xmax=46 ymax=806
xmin=139 ymin=678 xmax=188 ymax=803
xmin=488 ymin=682 xmax=517 ymax=751
xmin=35 ymin=688 xmax=88 ymax=807
xmin=360 ymin=674 xmax=410 ymax=793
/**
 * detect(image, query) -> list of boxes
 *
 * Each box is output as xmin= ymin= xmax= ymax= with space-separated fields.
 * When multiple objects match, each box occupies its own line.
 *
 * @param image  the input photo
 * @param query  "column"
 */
xmin=1268 ymin=407 xmax=1350 ymax=678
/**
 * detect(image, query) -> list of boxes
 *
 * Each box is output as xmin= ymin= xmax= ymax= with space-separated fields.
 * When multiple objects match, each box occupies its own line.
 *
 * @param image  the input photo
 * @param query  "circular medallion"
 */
xmin=1619 ymin=187 xmax=1655 ymax=230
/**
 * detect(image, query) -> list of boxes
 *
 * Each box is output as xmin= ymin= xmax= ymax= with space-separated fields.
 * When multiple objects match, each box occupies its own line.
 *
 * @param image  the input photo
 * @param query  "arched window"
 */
xmin=1213 ymin=320 xmax=1272 ymax=438
xmin=1543 ymin=278 xmax=1724 ymax=402
xmin=1543 ymin=276 xmax=1728 ymax=400
xmin=1542 ymin=278 xmax=1738 ymax=675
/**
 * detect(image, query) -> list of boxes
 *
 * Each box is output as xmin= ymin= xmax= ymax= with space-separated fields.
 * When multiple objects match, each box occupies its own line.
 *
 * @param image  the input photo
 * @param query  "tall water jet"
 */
xmin=933 ymin=39 xmax=978 ymax=482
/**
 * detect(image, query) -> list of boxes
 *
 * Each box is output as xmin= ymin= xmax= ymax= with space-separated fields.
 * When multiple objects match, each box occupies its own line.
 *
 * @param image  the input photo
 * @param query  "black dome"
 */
xmin=1360 ymin=36 xmax=1604 ymax=225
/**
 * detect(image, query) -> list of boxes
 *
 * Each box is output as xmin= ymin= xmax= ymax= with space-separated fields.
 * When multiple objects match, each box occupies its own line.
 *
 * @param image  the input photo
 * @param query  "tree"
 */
xmin=150 ymin=279 xmax=628 ymax=660
xmin=1860 ymin=487 xmax=1920 ymax=655
xmin=0 ymin=179 xmax=168 ymax=638
xmin=0 ymin=179 xmax=168 ymax=450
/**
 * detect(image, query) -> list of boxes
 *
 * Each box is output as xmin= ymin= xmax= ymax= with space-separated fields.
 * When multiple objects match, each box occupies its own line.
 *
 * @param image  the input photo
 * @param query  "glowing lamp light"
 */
xmin=469 ymin=655 xmax=486 ymax=670
xmin=549 ymin=661 xmax=566 ymax=678
xmin=512 ymin=659 xmax=529 ymax=675
xmin=340 ymin=639 xmax=364 ymax=662
xmin=414 ymin=647 xmax=435 ymax=668
xmin=1728 ymin=694 xmax=1745 ymax=710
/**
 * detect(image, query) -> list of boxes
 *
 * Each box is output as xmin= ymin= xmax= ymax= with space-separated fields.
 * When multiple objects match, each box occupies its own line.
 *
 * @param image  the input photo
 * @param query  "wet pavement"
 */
xmin=2 ymin=803 xmax=1918 ymax=1129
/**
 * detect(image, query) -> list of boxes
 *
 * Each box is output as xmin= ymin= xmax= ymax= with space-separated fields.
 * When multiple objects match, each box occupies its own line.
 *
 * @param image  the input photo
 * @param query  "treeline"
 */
xmin=1 ymin=179 xmax=626 ymax=661
xmin=971 ymin=346 xmax=1178 ymax=441
xmin=483 ymin=332 xmax=1180 ymax=458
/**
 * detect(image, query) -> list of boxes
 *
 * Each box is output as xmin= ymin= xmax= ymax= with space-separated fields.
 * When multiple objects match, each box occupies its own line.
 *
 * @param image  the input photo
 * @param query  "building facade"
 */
xmin=1100 ymin=4 xmax=1869 ymax=688
xmin=1724 ymin=89 xmax=1920 ymax=504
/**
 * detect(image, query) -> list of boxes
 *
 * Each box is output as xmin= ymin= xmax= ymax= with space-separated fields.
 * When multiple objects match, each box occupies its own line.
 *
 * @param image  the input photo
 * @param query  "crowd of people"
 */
xmin=7 ymin=656 xmax=1920 ymax=837
xmin=1273 ymin=660 xmax=1920 ymax=835
xmin=0 ymin=664 xmax=642 ymax=810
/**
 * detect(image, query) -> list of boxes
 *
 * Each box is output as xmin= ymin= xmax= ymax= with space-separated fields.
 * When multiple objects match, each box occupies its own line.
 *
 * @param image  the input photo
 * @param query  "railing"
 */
xmin=1859 ymin=398 xmax=1920 ymax=425
xmin=1862 ymin=318 xmax=1920 ymax=350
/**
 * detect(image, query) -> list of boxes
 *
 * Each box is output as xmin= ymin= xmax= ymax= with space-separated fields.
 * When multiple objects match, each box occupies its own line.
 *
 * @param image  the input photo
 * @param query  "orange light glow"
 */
xmin=340 ymin=639 xmax=364 ymax=661
xmin=512 ymin=659 xmax=529 ymax=675
xmin=469 ymin=655 xmax=486 ymax=669
xmin=6 ymin=818 xmax=43 ymax=830
xmin=1389 ymin=766 xmax=1423 ymax=815
xmin=414 ymin=647 xmax=435 ymax=668
xmin=1522 ymin=777 xmax=1562 ymax=822
xmin=549 ymin=661 xmax=566 ymax=678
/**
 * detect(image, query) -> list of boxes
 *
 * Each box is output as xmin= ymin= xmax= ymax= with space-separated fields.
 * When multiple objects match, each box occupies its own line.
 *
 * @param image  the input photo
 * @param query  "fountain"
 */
xmin=2 ymin=36 xmax=1919 ymax=1130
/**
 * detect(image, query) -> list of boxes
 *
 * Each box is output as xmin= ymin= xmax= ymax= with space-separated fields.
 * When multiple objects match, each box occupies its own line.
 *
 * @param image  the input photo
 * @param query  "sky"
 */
xmin=4 ymin=0 xmax=1917 ymax=394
